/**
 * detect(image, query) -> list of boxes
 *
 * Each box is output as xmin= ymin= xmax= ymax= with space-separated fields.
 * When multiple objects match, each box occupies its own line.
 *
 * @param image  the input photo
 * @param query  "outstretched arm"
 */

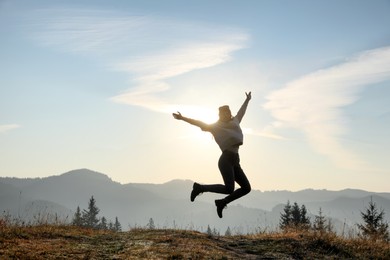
xmin=235 ymin=91 xmax=251 ymax=123
xmin=172 ymin=112 xmax=211 ymax=131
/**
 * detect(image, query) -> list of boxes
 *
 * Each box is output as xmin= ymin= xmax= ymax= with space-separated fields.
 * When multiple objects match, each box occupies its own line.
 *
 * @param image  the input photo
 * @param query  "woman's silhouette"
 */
xmin=173 ymin=92 xmax=252 ymax=218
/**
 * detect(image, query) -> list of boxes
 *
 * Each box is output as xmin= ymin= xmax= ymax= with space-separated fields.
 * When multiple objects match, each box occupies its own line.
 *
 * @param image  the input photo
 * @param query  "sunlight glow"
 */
xmin=174 ymin=105 xmax=218 ymax=124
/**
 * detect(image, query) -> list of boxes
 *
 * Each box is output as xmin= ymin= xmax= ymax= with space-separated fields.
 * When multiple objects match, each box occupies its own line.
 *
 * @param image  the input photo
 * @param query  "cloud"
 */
xmin=27 ymin=8 xmax=249 ymax=114
xmin=0 ymin=124 xmax=20 ymax=134
xmin=110 ymin=40 xmax=247 ymax=111
xmin=113 ymin=42 xmax=243 ymax=82
xmin=29 ymin=9 xmax=152 ymax=55
xmin=108 ymin=26 xmax=248 ymax=113
xmin=263 ymin=46 xmax=390 ymax=170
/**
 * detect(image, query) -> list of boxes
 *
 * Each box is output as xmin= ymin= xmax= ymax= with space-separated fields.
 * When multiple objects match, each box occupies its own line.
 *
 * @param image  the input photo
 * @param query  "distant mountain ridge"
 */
xmin=1 ymin=169 xmax=389 ymax=234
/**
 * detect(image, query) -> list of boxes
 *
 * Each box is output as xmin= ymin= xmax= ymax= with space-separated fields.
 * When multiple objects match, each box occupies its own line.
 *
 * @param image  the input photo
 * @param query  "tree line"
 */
xmin=71 ymin=195 xmax=389 ymax=241
xmin=279 ymin=198 xmax=389 ymax=242
xmin=72 ymin=196 xmax=122 ymax=232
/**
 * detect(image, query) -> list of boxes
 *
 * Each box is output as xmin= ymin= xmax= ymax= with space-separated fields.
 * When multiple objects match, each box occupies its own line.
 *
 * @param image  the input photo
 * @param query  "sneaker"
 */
xmin=190 ymin=182 xmax=203 ymax=202
xmin=215 ymin=199 xmax=227 ymax=218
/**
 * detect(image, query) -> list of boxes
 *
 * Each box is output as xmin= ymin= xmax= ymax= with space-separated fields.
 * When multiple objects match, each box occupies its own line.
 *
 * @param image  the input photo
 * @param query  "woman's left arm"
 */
xmin=235 ymin=91 xmax=251 ymax=123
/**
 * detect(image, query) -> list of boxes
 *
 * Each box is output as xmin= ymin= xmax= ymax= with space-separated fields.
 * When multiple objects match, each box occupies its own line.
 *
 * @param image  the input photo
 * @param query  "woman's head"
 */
xmin=218 ymin=105 xmax=232 ymax=122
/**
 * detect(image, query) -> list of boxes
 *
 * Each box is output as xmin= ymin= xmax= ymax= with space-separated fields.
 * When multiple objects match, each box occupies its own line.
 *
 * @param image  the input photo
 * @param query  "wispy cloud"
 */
xmin=110 ymin=40 xmax=246 ymax=111
xmin=29 ymin=9 xmax=152 ymax=55
xmin=109 ymin=29 xmax=248 ymax=113
xmin=0 ymin=124 xmax=20 ymax=134
xmin=263 ymin=46 xmax=390 ymax=170
xmin=27 ymin=8 xmax=249 ymax=113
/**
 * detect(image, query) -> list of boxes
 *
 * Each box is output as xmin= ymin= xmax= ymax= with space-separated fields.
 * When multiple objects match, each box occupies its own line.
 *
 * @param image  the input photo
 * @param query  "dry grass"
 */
xmin=1 ymin=221 xmax=389 ymax=259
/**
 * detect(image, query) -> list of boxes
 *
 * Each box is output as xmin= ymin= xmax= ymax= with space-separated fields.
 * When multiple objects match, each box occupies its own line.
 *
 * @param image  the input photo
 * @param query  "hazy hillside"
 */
xmin=1 ymin=169 xmax=389 ymax=234
xmin=130 ymin=177 xmax=390 ymax=232
xmin=0 ymin=169 xmax=268 ymax=232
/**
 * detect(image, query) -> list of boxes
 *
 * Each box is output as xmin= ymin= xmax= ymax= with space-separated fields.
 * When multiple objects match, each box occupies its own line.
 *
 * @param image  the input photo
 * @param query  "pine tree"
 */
xmin=300 ymin=204 xmax=310 ymax=230
xmin=82 ymin=196 xmax=100 ymax=229
xmin=212 ymin=227 xmax=220 ymax=236
xmin=327 ymin=218 xmax=334 ymax=233
xmin=99 ymin=216 xmax=108 ymax=230
xmin=357 ymin=197 xmax=389 ymax=241
xmin=147 ymin=218 xmax=155 ymax=229
xmin=279 ymin=200 xmax=292 ymax=231
xmin=207 ymin=225 xmax=212 ymax=236
xmin=72 ymin=206 xmax=83 ymax=226
xmin=225 ymin=226 xmax=232 ymax=236
xmin=291 ymin=202 xmax=301 ymax=227
xmin=313 ymin=207 xmax=327 ymax=234
xmin=114 ymin=217 xmax=122 ymax=232
xmin=108 ymin=221 xmax=114 ymax=231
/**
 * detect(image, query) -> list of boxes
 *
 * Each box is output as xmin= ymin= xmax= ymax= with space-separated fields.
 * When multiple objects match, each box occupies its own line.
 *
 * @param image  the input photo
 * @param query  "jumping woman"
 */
xmin=172 ymin=92 xmax=252 ymax=218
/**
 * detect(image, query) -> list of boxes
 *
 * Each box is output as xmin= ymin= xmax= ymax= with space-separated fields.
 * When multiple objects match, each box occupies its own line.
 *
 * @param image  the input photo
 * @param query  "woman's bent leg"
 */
xmin=200 ymin=152 xmax=235 ymax=195
xmin=223 ymin=156 xmax=251 ymax=204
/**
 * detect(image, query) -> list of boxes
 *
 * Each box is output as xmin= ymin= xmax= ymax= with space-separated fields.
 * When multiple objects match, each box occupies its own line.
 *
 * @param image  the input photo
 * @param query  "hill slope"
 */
xmin=1 ymin=169 xmax=271 ymax=233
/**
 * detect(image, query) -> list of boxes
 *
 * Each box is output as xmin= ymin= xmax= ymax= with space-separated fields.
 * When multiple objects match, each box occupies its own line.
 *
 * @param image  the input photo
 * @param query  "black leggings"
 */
xmin=202 ymin=150 xmax=251 ymax=204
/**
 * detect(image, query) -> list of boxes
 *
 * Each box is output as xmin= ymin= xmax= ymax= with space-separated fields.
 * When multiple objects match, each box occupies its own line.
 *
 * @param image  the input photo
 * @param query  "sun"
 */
xmin=169 ymin=104 xmax=219 ymax=144
xmin=176 ymin=105 xmax=219 ymax=124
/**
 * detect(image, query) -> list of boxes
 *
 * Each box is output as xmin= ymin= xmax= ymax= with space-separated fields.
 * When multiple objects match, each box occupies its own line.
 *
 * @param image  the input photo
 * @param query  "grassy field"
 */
xmin=1 ymin=224 xmax=389 ymax=259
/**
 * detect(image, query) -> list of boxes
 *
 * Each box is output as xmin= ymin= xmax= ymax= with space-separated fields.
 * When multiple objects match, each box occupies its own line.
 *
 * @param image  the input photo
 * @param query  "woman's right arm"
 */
xmin=172 ymin=112 xmax=211 ymax=131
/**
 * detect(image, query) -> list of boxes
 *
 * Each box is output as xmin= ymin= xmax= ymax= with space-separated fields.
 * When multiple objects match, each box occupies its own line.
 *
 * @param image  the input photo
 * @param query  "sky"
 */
xmin=1 ymin=0 xmax=390 ymax=192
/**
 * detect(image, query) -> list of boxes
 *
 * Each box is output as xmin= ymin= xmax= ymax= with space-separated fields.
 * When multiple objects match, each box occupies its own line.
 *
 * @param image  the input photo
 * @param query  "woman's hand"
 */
xmin=172 ymin=111 xmax=183 ymax=120
xmin=245 ymin=91 xmax=252 ymax=101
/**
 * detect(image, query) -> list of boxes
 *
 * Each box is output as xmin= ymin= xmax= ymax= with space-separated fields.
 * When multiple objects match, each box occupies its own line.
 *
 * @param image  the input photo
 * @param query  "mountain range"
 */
xmin=1 ymin=169 xmax=389 ymax=235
